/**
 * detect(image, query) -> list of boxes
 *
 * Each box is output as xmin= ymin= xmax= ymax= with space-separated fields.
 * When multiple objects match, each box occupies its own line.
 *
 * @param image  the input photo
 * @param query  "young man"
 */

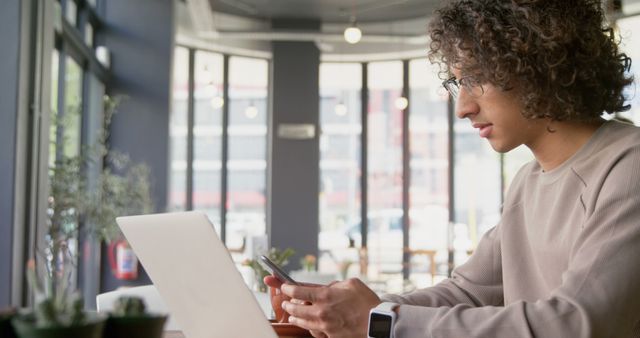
xmin=266 ymin=0 xmax=640 ymax=337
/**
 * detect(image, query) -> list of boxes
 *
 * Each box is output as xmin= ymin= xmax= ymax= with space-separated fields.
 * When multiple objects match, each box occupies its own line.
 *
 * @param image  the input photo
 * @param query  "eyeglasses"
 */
xmin=442 ymin=76 xmax=485 ymax=100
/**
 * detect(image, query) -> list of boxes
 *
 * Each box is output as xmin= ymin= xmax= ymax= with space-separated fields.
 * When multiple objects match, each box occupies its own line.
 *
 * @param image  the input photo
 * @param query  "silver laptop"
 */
xmin=117 ymin=211 xmax=278 ymax=338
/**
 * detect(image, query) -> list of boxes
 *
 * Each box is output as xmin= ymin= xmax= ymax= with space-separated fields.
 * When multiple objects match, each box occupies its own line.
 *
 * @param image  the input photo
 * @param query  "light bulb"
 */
xmin=245 ymin=105 xmax=258 ymax=119
xmin=335 ymin=102 xmax=348 ymax=116
xmin=211 ymin=96 xmax=224 ymax=109
xmin=344 ymin=25 xmax=362 ymax=44
xmin=395 ymin=96 xmax=409 ymax=110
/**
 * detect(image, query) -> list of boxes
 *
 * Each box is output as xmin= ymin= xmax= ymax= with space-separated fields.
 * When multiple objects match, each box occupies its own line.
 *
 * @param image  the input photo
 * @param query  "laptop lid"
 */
xmin=117 ymin=211 xmax=277 ymax=338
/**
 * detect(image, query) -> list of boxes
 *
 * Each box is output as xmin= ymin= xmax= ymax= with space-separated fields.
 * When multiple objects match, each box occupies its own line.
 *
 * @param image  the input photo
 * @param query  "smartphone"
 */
xmin=259 ymin=255 xmax=300 ymax=285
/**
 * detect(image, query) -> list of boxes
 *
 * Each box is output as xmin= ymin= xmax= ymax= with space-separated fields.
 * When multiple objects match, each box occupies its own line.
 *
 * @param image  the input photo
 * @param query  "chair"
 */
xmin=406 ymin=249 xmax=438 ymax=285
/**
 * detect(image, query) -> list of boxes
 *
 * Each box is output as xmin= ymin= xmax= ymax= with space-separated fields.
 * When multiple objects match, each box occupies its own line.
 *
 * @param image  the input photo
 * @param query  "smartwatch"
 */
xmin=367 ymin=302 xmax=398 ymax=338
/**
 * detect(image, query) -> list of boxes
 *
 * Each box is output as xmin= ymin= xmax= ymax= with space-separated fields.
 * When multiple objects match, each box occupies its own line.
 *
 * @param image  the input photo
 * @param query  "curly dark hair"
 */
xmin=428 ymin=0 xmax=633 ymax=122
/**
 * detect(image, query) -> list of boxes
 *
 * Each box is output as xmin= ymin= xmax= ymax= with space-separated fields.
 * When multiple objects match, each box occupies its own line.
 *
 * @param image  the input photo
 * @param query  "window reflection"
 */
xmin=408 ymin=59 xmax=450 ymax=288
xmin=193 ymin=51 xmax=224 ymax=233
xmin=453 ymin=113 xmax=501 ymax=266
xmin=367 ymin=61 xmax=404 ymax=290
xmin=318 ymin=63 xmax=362 ymax=278
xmin=63 ymin=57 xmax=83 ymax=158
xmin=227 ymin=56 xmax=268 ymax=255
xmin=169 ymin=47 xmax=190 ymax=211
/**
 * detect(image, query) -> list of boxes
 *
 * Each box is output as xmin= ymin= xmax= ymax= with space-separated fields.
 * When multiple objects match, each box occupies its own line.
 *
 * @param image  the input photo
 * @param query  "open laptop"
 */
xmin=116 ymin=211 xmax=278 ymax=338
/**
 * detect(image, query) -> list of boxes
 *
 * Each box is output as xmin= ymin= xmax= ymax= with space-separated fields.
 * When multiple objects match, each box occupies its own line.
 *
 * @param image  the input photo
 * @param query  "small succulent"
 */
xmin=112 ymin=296 xmax=147 ymax=317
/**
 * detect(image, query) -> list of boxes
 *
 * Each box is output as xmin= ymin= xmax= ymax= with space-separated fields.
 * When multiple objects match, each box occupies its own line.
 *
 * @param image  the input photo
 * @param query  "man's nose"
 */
xmin=454 ymin=89 xmax=479 ymax=120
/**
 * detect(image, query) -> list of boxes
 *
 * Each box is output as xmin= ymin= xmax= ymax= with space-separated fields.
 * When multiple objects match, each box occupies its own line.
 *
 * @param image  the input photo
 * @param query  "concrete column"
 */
xmin=268 ymin=20 xmax=321 ymax=271
xmin=100 ymin=0 xmax=175 ymax=291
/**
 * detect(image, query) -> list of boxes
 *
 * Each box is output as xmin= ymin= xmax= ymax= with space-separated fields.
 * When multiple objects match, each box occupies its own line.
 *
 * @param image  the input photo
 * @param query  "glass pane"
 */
xmin=367 ymin=61 xmax=404 ymax=292
xmin=193 ymin=51 xmax=224 ymax=233
xmin=228 ymin=56 xmax=268 ymax=258
xmin=46 ymin=55 xmax=83 ymax=289
xmin=453 ymin=103 xmax=501 ymax=267
xmin=318 ymin=63 xmax=362 ymax=279
xmin=65 ymin=0 xmax=77 ymax=26
xmin=169 ymin=47 xmax=190 ymax=211
xmin=407 ymin=59 xmax=450 ymax=288
xmin=617 ymin=15 xmax=640 ymax=125
xmin=50 ymin=50 xmax=60 ymax=168
xmin=85 ymin=24 xmax=94 ymax=48
xmin=64 ymin=56 xmax=83 ymax=158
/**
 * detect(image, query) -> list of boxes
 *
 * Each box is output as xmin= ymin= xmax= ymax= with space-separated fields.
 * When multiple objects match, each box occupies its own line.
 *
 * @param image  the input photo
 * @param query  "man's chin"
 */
xmin=488 ymin=139 xmax=517 ymax=153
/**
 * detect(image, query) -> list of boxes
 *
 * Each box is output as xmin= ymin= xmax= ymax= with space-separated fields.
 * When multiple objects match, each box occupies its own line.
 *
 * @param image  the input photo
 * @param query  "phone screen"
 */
xmin=259 ymin=255 xmax=300 ymax=285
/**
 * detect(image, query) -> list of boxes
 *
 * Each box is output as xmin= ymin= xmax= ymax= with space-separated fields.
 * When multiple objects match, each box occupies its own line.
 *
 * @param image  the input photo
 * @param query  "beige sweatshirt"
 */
xmin=382 ymin=120 xmax=640 ymax=337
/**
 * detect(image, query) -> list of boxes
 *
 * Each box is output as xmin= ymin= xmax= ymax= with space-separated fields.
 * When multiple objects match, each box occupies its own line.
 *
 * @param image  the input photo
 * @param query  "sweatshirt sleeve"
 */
xmin=381 ymin=222 xmax=504 ymax=308
xmin=387 ymin=149 xmax=640 ymax=338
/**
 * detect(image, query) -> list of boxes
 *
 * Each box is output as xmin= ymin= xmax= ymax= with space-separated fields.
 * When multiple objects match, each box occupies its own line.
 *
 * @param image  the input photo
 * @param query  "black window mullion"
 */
xmin=220 ymin=55 xmax=230 ymax=244
xmin=186 ymin=49 xmax=195 ymax=211
xmin=58 ymin=19 xmax=107 ymax=83
xmin=447 ymin=96 xmax=455 ymax=277
xmin=401 ymin=60 xmax=410 ymax=280
xmin=360 ymin=62 xmax=369 ymax=275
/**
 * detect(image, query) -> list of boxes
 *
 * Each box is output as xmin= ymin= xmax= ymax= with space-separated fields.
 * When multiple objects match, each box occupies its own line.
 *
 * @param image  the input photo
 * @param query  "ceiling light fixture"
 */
xmin=344 ymin=17 xmax=362 ymax=44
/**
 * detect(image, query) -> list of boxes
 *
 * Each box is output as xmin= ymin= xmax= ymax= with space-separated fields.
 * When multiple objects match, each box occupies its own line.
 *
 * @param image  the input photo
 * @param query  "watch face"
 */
xmin=368 ymin=313 xmax=393 ymax=338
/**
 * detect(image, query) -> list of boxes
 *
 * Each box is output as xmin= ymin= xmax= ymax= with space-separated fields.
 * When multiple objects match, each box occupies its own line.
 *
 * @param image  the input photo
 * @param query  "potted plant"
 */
xmin=102 ymin=296 xmax=166 ymax=338
xmin=299 ymin=254 xmax=317 ymax=272
xmin=10 ymin=95 xmax=153 ymax=338
xmin=11 ymin=261 xmax=106 ymax=338
xmin=10 ymin=101 xmax=106 ymax=337
xmin=243 ymin=247 xmax=295 ymax=292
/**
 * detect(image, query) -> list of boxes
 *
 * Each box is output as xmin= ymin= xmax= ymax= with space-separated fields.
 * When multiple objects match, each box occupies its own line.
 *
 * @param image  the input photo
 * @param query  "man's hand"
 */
xmin=278 ymin=278 xmax=381 ymax=338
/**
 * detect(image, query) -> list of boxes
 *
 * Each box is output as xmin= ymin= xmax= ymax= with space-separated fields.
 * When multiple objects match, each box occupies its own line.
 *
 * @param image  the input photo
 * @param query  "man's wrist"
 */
xmin=368 ymin=302 xmax=398 ymax=338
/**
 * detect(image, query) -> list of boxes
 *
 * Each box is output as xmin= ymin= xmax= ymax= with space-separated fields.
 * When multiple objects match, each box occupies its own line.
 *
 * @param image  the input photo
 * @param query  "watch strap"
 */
xmin=375 ymin=302 xmax=398 ymax=312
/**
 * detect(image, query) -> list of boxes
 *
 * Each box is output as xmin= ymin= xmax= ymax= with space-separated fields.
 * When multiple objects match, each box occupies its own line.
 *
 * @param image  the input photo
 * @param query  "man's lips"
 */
xmin=472 ymin=122 xmax=493 ymax=138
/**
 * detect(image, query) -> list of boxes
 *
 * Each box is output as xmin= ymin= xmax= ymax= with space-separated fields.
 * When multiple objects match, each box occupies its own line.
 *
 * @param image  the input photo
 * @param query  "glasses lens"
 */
xmin=461 ymin=77 xmax=484 ymax=98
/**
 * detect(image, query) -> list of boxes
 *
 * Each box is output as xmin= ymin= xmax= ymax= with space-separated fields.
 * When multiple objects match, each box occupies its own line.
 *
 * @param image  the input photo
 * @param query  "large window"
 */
xmin=47 ymin=0 xmax=108 ymax=306
xmin=317 ymin=58 xmax=535 ymax=293
xmin=169 ymin=48 xmax=270 ymax=260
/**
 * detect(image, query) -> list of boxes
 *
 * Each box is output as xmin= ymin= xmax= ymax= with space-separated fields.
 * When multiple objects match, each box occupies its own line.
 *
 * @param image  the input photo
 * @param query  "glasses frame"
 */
xmin=442 ymin=76 xmax=485 ymax=100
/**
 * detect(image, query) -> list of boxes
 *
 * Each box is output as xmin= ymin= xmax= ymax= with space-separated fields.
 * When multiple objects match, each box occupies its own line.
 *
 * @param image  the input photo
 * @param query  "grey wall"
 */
xmin=269 ymin=32 xmax=321 ymax=271
xmin=0 ymin=0 xmax=21 ymax=308
xmin=100 ymin=0 xmax=175 ymax=291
